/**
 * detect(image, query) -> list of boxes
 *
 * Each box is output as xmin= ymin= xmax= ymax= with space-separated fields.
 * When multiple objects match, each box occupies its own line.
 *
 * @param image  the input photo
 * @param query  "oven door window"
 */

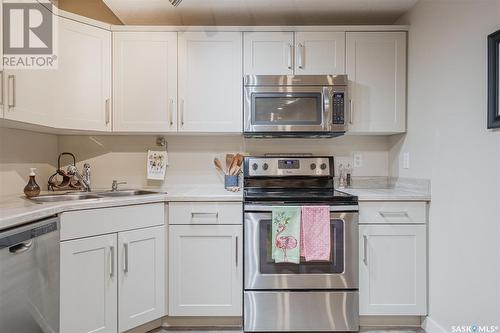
xmin=259 ymin=218 xmax=344 ymax=274
xmin=252 ymin=93 xmax=323 ymax=125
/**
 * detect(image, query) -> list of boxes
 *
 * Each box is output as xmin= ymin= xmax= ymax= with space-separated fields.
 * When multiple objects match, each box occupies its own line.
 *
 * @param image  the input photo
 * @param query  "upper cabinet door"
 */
xmin=346 ymin=32 xmax=406 ymax=134
xmin=118 ymin=226 xmax=165 ymax=332
xmin=359 ymin=225 xmax=427 ymax=316
xmin=54 ymin=18 xmax=112 ymax=131
xmin=295 ymin=32 xmax=345 ymax=75
xmin=113 ymin=32 xmax=177 ymax=132
xmin=244 ymin=32 xmax=294 ymax=75
xmin=60 ymin=234 xmax=118 ymax=333
xmin=178 ymin=32 xmax=242 ymax=133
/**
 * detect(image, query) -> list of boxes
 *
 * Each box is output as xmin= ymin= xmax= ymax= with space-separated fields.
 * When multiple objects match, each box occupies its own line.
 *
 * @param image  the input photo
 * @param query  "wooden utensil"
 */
xmin=229 ymin=153 xmax=244 ymax=175
xmin=214 ymin=157 xmax=225 ymax=175
xmin=225 ymin=154 xmax=234 ymax=174
xmin=228 ymin=155 xmax=240 ymax=175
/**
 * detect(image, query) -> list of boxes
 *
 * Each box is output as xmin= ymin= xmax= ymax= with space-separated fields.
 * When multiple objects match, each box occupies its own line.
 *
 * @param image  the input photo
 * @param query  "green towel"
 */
xmin=272 ymin=206 xmax=301 ymax=264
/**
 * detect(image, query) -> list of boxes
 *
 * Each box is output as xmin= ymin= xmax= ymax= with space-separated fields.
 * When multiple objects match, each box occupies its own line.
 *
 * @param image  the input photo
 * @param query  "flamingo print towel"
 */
xmin=300 ymin=206 xmax=330 ymax=261
xmin=272 ymin=206 xmax=301 ymax=264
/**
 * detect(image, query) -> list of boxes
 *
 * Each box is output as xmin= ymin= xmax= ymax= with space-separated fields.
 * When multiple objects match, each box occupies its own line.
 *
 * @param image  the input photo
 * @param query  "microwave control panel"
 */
xmin=332 ymin=92 xmax=345 ymax=125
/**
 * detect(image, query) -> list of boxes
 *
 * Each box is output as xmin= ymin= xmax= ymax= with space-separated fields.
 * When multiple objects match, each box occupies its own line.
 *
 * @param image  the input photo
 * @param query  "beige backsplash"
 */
xmin=58 ymin=134 xmax=391 ymax=191
xmin=0 ymin=128 xmax=392 ymax=195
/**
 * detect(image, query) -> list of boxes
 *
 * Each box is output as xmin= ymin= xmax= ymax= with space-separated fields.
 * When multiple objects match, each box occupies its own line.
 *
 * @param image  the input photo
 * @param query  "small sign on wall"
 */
xmin=488 ymin=29 xmax=500 ymax=129
xmin=147 ymin=150 xmax=168 ymax=180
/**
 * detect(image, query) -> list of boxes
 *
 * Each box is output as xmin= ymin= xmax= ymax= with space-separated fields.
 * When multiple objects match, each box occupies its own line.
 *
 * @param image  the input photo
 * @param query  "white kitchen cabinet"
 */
xmin=113 ymin=32 xmax=177 ymax=132
xmin=60 ymin=204 xmax=165 ymax=333
xmin=178 ymin=32 xmax=242 ymax=133
xmin=346 ymin=32 xmax=406 ymax=134
xmin=244 ymin=32 xmax=294 ymax=75
xmin=169 ymin=225 xmax=242 ymax=316
xmin=118 ymin=226 xmax=165 ymax=332
xmin=359 ymin=224 xmax=427 ymax=315
xmin=294 ymin=32 xmax=345 ymax=75
xmin=54 ymin=17 xmax=112 ymax=131
xmin=60 ymin=234 xmax=118 ymax=333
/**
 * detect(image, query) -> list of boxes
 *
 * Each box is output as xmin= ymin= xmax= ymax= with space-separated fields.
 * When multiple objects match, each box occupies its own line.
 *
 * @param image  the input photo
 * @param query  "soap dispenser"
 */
xmin=24 ymin=168 xmax=41 ymax=198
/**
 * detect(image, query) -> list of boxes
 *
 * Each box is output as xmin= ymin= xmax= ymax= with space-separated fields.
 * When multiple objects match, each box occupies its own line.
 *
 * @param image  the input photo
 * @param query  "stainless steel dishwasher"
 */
xmin=0 ymin=216 xmax=60 ymax=333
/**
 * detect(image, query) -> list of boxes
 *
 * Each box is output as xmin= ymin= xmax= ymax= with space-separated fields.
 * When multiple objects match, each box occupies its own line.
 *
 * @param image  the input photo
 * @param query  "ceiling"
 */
xmin=102 ymin=0 xmax=419 ymax=26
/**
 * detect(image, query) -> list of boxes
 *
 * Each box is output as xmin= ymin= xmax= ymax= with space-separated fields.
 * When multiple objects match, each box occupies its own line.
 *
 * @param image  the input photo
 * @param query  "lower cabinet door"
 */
xmin=169 ymin=225 xmax=242 ymax=316
xmin=118 ymin=226 xmax=165 ymax=332
xmin=359 ymin=225 xmax=427 ymax=315
xmin=60 ymin=234 xmax=118 ymax=333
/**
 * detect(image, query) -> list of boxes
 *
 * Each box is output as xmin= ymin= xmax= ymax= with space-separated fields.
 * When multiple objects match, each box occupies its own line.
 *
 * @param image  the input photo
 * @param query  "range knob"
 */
xmin=310 ymin=163 xmax=317 ymax=170
xmin=252 ymin=163 xmax=258 ymax=171
xmin=320 ymin=163 xmax=327 ymax=170
xmin=262 ymin=163 xmax=269 ymax=170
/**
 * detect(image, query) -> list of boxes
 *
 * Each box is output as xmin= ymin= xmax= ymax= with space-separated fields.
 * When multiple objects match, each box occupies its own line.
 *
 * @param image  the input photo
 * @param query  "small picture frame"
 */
xmin=488 ymin=29 xmax=500 ymax=128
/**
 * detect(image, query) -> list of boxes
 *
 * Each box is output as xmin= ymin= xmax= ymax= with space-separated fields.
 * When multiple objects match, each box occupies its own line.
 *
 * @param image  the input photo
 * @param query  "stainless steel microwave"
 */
xmin=244 ymin=75 xmax=348 ymax=138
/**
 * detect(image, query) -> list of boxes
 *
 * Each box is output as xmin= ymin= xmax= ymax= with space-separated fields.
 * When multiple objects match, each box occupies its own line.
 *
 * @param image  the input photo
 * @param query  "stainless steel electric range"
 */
xmin=243 ymin=155 xmax=359 ymax=332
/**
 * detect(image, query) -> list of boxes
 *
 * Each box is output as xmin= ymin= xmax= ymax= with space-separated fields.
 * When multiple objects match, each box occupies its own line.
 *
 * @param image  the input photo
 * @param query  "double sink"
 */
xmin=29 ymin=190 xmax=159 ymax=203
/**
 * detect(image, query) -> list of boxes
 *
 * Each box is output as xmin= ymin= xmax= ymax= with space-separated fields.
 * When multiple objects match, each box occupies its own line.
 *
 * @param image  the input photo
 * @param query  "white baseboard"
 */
xmin=422 ymin=317 xmax=448 ymax=333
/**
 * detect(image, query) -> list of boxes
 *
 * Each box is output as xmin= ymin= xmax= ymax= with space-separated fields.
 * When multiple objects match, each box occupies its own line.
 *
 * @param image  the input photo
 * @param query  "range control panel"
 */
xmin=246 ymin=157 xmax=332 ymax=177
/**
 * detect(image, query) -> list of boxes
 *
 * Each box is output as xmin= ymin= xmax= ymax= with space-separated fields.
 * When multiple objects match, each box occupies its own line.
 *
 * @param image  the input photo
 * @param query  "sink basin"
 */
xmin=29 ymin=193 xmax=103 ymax=203
xmin=96 ymin=190 xmax=158 ymax=197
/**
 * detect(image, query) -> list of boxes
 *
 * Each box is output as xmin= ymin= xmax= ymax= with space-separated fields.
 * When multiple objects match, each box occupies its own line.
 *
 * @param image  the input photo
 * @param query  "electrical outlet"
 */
xmin=353 ymin=153 xmax=363 ymax=168
xmin=403 ymin=152 xmax=410 ymax=169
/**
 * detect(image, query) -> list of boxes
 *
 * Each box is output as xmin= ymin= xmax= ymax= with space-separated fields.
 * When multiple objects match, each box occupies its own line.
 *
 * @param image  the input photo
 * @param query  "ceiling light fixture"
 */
xmin=169 ymin=0 xmax=182 ymax=7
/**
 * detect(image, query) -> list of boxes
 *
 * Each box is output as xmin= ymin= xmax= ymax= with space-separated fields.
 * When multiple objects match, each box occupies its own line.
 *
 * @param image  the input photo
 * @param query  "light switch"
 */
xmin=403 ymin=152 xmax=410 ymax=169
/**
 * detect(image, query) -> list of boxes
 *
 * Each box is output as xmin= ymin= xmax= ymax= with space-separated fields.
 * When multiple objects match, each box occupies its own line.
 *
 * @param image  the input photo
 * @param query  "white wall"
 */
xmin=58 ymin=134 xmax=391 ymax=190
xmin=392 ymin=0 xmax=500 ymax=331
xmin=0 ymin=127 xmax=58 ymax=197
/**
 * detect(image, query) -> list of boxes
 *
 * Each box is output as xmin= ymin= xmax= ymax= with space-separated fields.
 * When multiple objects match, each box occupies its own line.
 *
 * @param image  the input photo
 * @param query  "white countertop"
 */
xmin=338 ymin=177 xmax=431 ymax=201
xmin=0 ymin=179 xmax=429 ymax=231
xmin=0 ymin=185 xmax=242 ymax=232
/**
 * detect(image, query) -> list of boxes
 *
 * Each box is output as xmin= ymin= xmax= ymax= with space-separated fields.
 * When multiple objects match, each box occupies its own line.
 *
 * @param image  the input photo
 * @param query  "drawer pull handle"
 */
xmin=378 ymin=211 xmax=409 ymax=217
xmin=191 ymin=212 xmax=219 ymax=219
xmin=123 ymin=242 xmax=129 ymax=273
xmin=235 ymin=236 xmax=238 ymax=266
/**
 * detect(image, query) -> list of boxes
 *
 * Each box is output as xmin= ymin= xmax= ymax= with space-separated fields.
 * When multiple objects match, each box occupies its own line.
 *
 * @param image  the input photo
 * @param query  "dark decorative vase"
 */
xmin=24 ymin=168 xmax=41 ymax=198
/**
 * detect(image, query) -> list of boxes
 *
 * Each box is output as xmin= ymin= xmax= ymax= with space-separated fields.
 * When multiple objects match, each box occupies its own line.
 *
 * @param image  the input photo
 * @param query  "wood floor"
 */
xmin=151 ymin=328 xmax=424 ymax=333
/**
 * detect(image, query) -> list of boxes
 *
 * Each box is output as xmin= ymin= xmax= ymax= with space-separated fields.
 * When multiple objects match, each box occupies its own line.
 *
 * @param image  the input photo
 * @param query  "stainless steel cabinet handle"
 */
xmin=169 ymin=98 xmax=174 ymax=126
xmin=379 ymin=211 xmax=409 ymax=217
xmin=105 ymin=98 xmax=111 ymax=125
xmin=180 ymin=99 xmax=184 ymax=127
xmin=191 ymin=212 xmax=219 ymax=218
xmin=0 ymin=71 xmax=4 ymax=106
xmin=287 ymin=43 xmax=293 ymax=70
xmin=109 ymin=245 xmax=114 ymax=278
xmin=298 ymin=43 xmax=304 ymax=69
xmin=123 ymin=242 xmax=129 ymax=273
xmin=7 ymin=75 xmax=16 ymax=109
xmin=235 ymin=236 xmax=239 ymax=266
xmin=349 ymin=99 xmax=353 ymax=124
xmin=363 ymin=235 xmax=368 ymax=265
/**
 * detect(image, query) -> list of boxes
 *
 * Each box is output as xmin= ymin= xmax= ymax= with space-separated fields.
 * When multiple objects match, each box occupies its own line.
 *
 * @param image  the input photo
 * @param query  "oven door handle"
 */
xmin=244 ymin=205 xmax=358 ymax=212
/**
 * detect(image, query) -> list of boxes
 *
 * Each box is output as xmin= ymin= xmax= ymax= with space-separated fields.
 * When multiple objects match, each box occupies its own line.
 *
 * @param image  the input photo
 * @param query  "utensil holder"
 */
xmin=224 ymin=175 xmax=239 ymax=189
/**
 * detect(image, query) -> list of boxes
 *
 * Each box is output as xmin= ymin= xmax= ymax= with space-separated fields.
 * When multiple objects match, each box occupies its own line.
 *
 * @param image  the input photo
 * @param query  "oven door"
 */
xmin=244 ymin=205 xmax=358 ymax=290
xmin=244 ymin=86 xmax=335 ymax=135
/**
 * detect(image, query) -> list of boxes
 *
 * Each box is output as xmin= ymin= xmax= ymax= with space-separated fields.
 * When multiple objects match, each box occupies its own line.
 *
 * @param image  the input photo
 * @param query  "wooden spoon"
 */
xmin=225 ymin=154 xmax=234 ymax=174
xmin=230 ymin=153 xmax=244 ymax=175
xmin=213 ymin=158 xmax=225 ymax=175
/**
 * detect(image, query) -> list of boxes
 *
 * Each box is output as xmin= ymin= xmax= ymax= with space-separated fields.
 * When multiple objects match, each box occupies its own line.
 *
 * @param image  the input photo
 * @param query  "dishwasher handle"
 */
xmin=0 ymin=216 xmax=59 ymax=251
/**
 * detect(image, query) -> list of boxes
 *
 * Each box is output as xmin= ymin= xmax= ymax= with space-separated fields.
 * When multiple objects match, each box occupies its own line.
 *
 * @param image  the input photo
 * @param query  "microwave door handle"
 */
xmin=322 ymin=87 xmax=331 ymax=130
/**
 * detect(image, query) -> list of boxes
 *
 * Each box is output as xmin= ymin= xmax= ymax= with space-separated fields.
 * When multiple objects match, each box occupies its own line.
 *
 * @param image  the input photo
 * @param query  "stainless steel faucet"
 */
xmin=111 ymin=180 xmax=127 ymax=191
xmin=67 ymin=164 xmax=91 ymax=192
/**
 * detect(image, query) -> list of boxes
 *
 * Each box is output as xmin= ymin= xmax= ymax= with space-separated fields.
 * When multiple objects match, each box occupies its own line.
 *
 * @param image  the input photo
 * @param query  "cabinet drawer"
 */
xmin=169 ymin=202 xmax=242 ymax=225
xmin=359 ymin=201 xmax=426 ymax=224
xmin=61 ymin=203 xmax=165 ymax=240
